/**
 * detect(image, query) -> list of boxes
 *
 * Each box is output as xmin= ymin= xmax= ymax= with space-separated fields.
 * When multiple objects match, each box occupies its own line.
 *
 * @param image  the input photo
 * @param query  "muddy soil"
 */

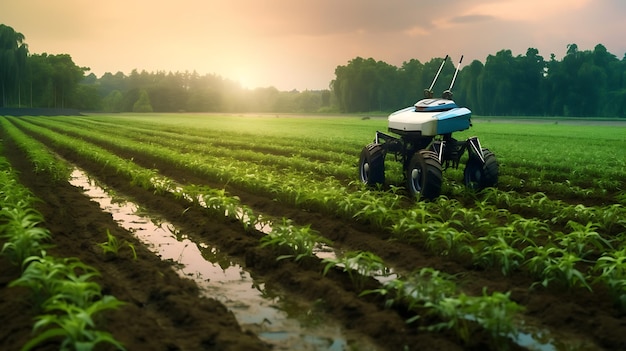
xmin=2 ymin=123 xmax=625 ymax=350
xmin=0 ymin=136 xmax=269 ymax=351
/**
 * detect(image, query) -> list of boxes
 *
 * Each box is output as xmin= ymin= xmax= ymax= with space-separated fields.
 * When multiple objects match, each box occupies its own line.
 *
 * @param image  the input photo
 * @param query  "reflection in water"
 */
xmin=69 ymin=169 xmax=378 ymax=351
xmin=68 ymin=168 xmax=594 ymax=351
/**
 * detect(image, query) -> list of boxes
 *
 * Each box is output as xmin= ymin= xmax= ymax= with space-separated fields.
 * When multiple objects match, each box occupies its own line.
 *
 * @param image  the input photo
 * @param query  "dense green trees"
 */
xmin=0 ymin=24 xmax=29 ymax=107
xmin=2 ymin=22 xmax=625 ymax=117
xmin=26 ymin=53 xmax=89 ymax=108
xmin=334 ymin=45 xmax=626 ymax=117
xmin=85 ymin=69 xmax=332 ymax=113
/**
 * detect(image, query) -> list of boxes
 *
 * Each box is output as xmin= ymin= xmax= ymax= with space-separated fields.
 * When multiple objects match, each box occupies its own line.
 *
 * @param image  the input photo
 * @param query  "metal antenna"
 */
xmin=428 ymin=55 xmax=448 ymax=92
xmin=448 ymin=55 xmax=463 ymax=91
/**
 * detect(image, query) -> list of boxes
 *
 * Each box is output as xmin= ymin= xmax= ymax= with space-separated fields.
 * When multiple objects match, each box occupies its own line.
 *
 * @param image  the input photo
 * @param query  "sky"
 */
xmin=1 ymin=0 xmax=625 ymax=91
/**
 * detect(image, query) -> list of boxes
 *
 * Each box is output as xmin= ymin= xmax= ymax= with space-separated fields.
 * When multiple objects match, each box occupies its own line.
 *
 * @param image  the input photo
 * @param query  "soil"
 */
xmin=1 ymin=123 xmax=625 ymax=351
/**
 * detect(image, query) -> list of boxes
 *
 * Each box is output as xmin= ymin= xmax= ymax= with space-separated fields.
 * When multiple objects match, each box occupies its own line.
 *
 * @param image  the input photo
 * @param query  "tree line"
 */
xmin=90 ymin=70 xmax=332 ymax=113
xmin=333 ymin=45 xmax=626 ymax=117
xmin=2 ymin=23 xmax=625 ymax=117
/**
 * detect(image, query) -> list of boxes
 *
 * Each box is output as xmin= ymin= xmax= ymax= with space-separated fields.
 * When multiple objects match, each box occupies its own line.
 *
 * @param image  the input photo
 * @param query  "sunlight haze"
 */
xmin=1 ymin=0 xmax=624 ymax=90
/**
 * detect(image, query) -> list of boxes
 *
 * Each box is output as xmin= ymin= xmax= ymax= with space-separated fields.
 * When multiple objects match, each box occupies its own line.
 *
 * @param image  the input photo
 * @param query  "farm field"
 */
xmin=1 ymin=112 xmax=625 ymax=350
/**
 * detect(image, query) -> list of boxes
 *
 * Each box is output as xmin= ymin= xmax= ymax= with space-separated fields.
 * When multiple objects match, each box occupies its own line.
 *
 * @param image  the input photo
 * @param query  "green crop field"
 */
xmin=1 ymin=113 xmax=625 ymax=350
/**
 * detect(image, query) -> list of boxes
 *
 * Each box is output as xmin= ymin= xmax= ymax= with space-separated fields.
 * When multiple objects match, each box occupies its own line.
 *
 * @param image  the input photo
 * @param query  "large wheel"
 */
xmin=358 ymin=143 xmax=385 ymax=186
xmin=405 ymin=150 xmax=442 ymax=200
xmin=464 ymin=148 xmax=499 ymax=191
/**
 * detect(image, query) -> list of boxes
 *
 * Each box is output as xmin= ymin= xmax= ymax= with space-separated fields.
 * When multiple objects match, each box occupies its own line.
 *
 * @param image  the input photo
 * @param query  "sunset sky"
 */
xmin=1 ymin=0 xmax=625 ymax=91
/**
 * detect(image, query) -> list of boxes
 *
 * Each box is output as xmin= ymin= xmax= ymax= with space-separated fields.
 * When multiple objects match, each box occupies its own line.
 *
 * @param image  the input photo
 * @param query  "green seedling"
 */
xmin=98 ymin=229 xmax=137 ymax=260
xmin=424 ymin=223 xmax=475 ymax=259
xmin=11 ymin=254 xmax=102 ymax=306
xmin=594 ymin=247 xmax=626 ymax=310
xmin=476 ymin=229 xmax=525 ymax=276
xmin=0 ymin=207 xmax=51 ymax=265
xmin=22 ymin=296 xmax=126 ymax=351
xmin=425 ymin=289 xmax=523 ymax=347
xmin=557 ymin=221 xmax=613 ymax=258
xmin=322 ymin=251 xmax=390 ymax=291
xmin=260 ymin=218 xmax=331 ymax=262
xmin=524 ymin=245 xmax=591 ymax=290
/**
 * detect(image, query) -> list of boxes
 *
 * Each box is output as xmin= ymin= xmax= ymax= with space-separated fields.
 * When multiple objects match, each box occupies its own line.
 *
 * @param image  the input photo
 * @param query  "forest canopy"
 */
xmin=1 ymin=24 xmax=625 ymax=117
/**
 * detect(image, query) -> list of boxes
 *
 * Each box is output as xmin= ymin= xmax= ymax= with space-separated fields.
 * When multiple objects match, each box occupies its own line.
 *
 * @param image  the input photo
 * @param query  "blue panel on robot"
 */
xmin=435 ymin=108 xmax=471 ymax=134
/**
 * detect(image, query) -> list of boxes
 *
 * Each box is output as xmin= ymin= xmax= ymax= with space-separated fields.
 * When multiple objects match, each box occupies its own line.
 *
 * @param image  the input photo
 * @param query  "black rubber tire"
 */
xmin=405 ymin=150 xmax=442 ymax=200
xmin=358 ymin=143 xmax=385 ymax=186
xmin=464 ymin=148 xmax=499 ymax=191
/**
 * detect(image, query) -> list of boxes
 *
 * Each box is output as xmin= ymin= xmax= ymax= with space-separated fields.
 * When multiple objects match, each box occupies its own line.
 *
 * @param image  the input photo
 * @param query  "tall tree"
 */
xmin=332 ymin=57 xmax=399 ymax=112
xmin=0 ymin=24 xmax=29 ymax=107
xmin=25 ymin=53 xmax=87 ymax=108
xmin=457 ymin=60 xmax=484 ymax=113
xmin=133 ymin=89 xmax=153 ymax=112
xmin=478 ymin=50 xmax=515 ymax=115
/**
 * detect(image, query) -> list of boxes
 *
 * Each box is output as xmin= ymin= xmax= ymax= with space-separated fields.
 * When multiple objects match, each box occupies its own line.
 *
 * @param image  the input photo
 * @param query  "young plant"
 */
xmin=524 ymin=245 xmax=591 ymax=290
xmin=593 ymin=248 xmax=626 ymax=310
xmin=476 ymin=230 xmax=525 ymax=276
xmin=22 ymin=296 xmax=126 ymax=351
xmin=0 ymin=207 xmax=52 ymax=265
xmin=388 ymin=205 xmax=440 ymax=243
xmin=322 ymin=251 xmax=390 ymax=291
xmin=424 ymin=223 xmax=475 ymax=259
xmin=425 ymin=289 xmax=523 ymax=347
xmin=11 ymin=254 xmax=102 ymax=305
xmin=98 ymin=229 xmax=137 ymax=260
xmin=260 ymin=218 xmax=331 ymax=262
xmin=401 ymin=267 xmax=458 ymax=309
xmin=556 ymin=221 xmax=612 ymax=258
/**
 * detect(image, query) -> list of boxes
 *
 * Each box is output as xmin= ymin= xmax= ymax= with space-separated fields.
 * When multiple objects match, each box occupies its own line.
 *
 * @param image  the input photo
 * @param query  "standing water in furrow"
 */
xmin=68 ymin=167 xmax=378 ymax=351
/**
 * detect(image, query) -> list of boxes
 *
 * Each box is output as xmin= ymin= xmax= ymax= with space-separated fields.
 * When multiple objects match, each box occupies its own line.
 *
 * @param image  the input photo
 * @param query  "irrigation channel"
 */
xmin=66 ymin=160 xmax=598 ymax=351
xmin=69 ymin=167 xmax=380 ymax=351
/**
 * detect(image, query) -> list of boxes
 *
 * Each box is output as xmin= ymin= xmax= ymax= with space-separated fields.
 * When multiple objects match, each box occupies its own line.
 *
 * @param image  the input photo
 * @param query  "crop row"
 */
xmin=15 ymin=115 xmax=615 ymax=226
xmin=7 ymin=116 xmax=626 ymax=311
xmin=20 ymin=116 xmax=357 ymax=183
xmin=38 ymin=115 xmax=625 ymax=204
xmin=457 ymin=125 xmax=626 ymax=197
xmin=29 ymin=115 xmax=623 ymax=205
xmin=0 ymin=141 xmax=125 ymax=350
xmin=3 ymin=117 xmax=530 ymax=348
xmin=60 ymin=116 xmax=361 ymax=164
xmin=0 ymin=118 xmax=71 ymax=181
xmin=15 ymin=116 xmax=624 ymax=239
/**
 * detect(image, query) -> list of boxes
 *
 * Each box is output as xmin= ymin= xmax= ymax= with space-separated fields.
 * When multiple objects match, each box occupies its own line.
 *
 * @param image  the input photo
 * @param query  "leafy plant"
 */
xmin=401 ymin=268 xmax=458 ymax=308
xmin=524 ymin=245 xmax=591 ymax=290
xmin=21 ymin=296 xmax=126 ymax=351
xmin=557 ymin=221 xmax=612 ymax=258
xmin=593 ymin=204 xmax=626 ymax=235
xmin=11 ymin=254 xmax=102 ymax=306
xmin=322 ymin=251 xmax=390 ymax=291
xmin=98 ymin=229 xmax=137 ymax=260
xmin=593 ymin=248 xmax=626 ymax=310
xmin=424 ymin=223 xmax=475 ymax=259
xmin=260 ymin=218 xmax=331 ymax=262
xmin=388 ymin=206 xmax=437 ymax=242
xmin=361 ymin=267 xmax=458 ymax=324
xmin=425 ymin=289 xmax=523 ymax=347
xmin=476 ymin=229 xmax=525 ymax=276
xmin=0 ymin=207 xmax=52 ymax=265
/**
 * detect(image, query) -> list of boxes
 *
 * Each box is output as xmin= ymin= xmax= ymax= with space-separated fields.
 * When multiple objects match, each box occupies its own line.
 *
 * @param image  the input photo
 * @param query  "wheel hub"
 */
xmin=411 ymin=169 xmax=420 ymax=180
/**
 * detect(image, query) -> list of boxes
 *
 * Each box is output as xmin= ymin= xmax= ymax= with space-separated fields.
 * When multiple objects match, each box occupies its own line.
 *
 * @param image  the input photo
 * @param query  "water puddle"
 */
xmin=69 ymin=168 xmax=378 ymax=351
xmin=69 ymin=167 xmax=599 ymax=351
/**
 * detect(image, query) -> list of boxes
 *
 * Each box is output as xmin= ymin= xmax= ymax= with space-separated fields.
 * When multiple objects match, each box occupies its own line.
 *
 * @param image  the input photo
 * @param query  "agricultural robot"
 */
xmin=358 ymin=55 xmax=499 ymax=199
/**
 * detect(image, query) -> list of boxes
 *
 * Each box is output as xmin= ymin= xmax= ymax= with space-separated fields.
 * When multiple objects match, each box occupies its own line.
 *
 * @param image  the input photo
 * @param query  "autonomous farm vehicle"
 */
xmin=358 ymin=55 xmax=499 ymax=199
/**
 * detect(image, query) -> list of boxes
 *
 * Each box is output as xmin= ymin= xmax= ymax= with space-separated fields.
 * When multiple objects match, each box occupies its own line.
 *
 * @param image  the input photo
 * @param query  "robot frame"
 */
xmin=358 ymin=55 xmax=499 ymax=200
